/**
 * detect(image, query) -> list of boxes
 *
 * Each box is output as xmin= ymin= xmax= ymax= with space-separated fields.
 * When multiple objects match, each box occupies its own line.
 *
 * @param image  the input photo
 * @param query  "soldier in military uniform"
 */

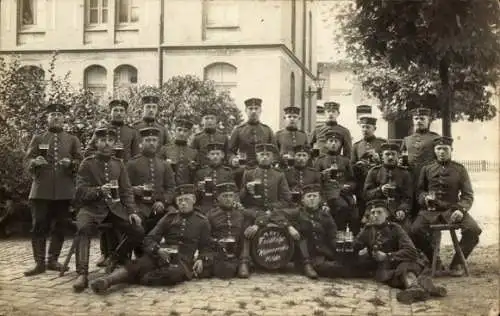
xmin=132 ymin=96 xmax=169 ymax=149
xmin=191 ymin=108 xmax=229 ymax=167
xmin=24 ymin=103 xmax=83 ymax=276
xmin=73 ymin=127 xmax=144 ymax=293
xmin=228 ymin=98 xmax=276 ymax=168
xmin=410 ymin=137 xmax=481 ymax=277
xmin=85 ymin=99 xmax=142 ymax=266
xmin=161 ymin=117 xmax=199 ymax=186
xmin=310 ymin=101 xmax=352 ymax=158
xmin=354 ymin=199 xmax=446 ymax=305
xmin=201 ymin=182 xmax=246 ymax=279
xmin=285 ymin=144 xmax=321 ymax=204
xmin=194 ymin=142 xmax=234 ymax=214
xmin=238 ymin=143 xmax=300 ymax=277
xmin=89 ymin=184 xmax=212 ymax=294
xmin=364 ymin=142 xmax=413 ymax=231
xmin=314 ymin=131 xmax=357 ymax=233
xmin=127 ymin=127 xmax=176 ymax=237
xmin=275 ymin=106 xmax=308 ymax=169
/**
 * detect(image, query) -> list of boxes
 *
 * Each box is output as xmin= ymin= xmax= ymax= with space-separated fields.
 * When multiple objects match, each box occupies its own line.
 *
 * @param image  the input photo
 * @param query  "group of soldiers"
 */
xmin=23 ymin=96 xmax=481 ymax=304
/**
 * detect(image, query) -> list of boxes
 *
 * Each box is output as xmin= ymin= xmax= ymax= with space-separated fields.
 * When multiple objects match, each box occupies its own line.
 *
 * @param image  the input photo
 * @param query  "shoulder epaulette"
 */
xmin=222 ymin=165 xmax=232 ymax=171
xmin=82 ymin=155 xmax=96 ymax=162
xmin=317 ymin=154 xmax=327 ymax=159
xmin=195 ymin=211 xmax=207 ymax=219
xmin=306 ymin=166 xmax=318 ymax=171
xmin=132 ymin=121 xmax=142 ymax=126
xmin=111 ymin=156 xmax=123 ymax=161
xmin=236 ymin=122 xmax=248 ymax=128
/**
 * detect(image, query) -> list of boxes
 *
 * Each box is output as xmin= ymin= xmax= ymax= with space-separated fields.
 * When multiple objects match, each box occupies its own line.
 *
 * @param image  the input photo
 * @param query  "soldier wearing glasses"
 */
xmin=24 ymin=103 xmax=83 ymax=276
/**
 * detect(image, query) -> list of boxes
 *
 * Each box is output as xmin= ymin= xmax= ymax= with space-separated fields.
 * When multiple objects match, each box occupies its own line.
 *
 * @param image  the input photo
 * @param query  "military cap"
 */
xmin=433 ymin=136 xmax=453 ymax=147
xmin=324 ymin=101 xmax=340 ymax=111
xmin=200 ymin=107 xmax=218 ymax=117
xmin=45 ymin=103 xmax=67 ymax=114
xmin=323 ymin=130 xmax=343 ymax=141
xmin=109 ymin=99 xmax=129 ymax=110
xmin=292 ymin=144 xmax=311 ymax=154
xmin=244 ymin=98 xmax=262 ymax=107
xmin=141 ymin=95 xmax=160 ymax=105
xmin=206 ymin=142 xmax=225 ymax=152
xmin=366 ymin=199 xmax=388 ymax=210
xmin=410 ymin=107 xmax=431 ymax=117
xmin=302 ymin=184 xmax=322 ymax=195
xmin=358 ymin=116 xmax=377 ymax=125
xmin=284 ymin=106 xmax=301 ymax=115
xmin=380 ymin=142 xmax=400 ymax=152
xmin=356 ymin=105 xmax=372 ymax=116
xmin=94 ymin=127 xmax=117 ymax=138
xmin=175 ymin=184 xmax=196 ymax=196
xmin=215 ymin=182 xmax=238 ymax=194
xmin=255 ymin=143 xmax=278 ymax=154
xmin=139 ymin=127 xmax=161 ymax=138
xmin=174 ymin=117 xmax=194 ymax=129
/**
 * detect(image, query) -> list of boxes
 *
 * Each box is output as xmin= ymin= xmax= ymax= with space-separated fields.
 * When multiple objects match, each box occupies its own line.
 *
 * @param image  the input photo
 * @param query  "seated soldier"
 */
xmin=73 ymin=127 xmax=144 ymax=293
xmin=194 ymin=142 xmax=234 ymax=214
xmin=410 ymin=137 xmax=481 ymax=277
xmin=314 ymin=131 xmax=358 ymax=233
xmin=127 ymin=127 xmax=176 ymax=234
xmin=285 ymin=144 xmax=321 ymax=205
xmin=354 ymin=199 xmax=446 ymax=304
xmin=363 ymin=142 xmax=413 ymax=231
xmin=238 ymin=143 xmax=300 ymax=278
xmin=89 ymin=184 xmax=212 ymax=294
xmin=201 ymin=182 xmax=246 ymax=279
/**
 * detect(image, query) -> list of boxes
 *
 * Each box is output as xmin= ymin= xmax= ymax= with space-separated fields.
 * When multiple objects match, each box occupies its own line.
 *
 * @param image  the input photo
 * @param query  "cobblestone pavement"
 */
xmin=0 ymin=239 xmax=497 ymax=316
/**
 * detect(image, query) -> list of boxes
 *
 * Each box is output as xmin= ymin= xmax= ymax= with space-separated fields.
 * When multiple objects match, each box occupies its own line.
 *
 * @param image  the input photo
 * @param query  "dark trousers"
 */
xmin=125 ymin=255 xmax=187 ymax=286
xmin=29 ymin=199 xmax=71 ymax=263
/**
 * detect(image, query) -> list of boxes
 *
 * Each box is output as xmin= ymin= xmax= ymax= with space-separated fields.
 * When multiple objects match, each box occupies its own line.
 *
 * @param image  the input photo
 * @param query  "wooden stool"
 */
xmin=59 ymin=222 xmax=126 ymax=276
xmin=429 ymin=223 xmax=470 ymax=277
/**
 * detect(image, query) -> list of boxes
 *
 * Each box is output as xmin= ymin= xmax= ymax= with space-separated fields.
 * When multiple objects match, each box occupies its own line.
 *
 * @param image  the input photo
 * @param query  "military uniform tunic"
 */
xmin=275 ymin=127 xmax=308 ymax=156
xmin=161 ymin=141 xmax=198 ymax=186
xmin=191 ymin=129 xmax=229 ymax=167
xmin=310 ymin=122 xmax=352 ymax=158
xmin=85 ymin=123 xmax=140 ymax=162
xmin=401 ymin=130 xmax=440 ymax=184
xmin=228 ymin=121 xmax=275 ymax=166
xmin=314 ymin=154 xmax=356 ymax=201
xmin=351 ymin=136 xmax=387 ymax=164
xmin=285 ymin=167 xmax=321 ymax=193
xmin=194 ymin=165 xmax=235 ymax=213
xmin=126 ymin=153 xmax=176 ymax=219
xmin=133 ymin=119 xmax=169 ymax=149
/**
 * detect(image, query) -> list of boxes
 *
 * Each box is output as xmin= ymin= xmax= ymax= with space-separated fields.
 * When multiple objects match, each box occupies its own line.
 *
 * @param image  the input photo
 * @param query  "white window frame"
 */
xmin=204 ymin=63 xmax=237 ymax=94
xmin=205 ymin=0 xmax=239 ymax=29
xmin=86 ymin=0 xmax=109 ymax=29
xmin=116 ymin=0 xmax=139 ymax=26
xmin=18 ymin=0 xmax=46 ymax=32
xmin=84 ymin=66 xmax=108 ymax=103
xmin=113 ymin=65 xmax=138 ymax=97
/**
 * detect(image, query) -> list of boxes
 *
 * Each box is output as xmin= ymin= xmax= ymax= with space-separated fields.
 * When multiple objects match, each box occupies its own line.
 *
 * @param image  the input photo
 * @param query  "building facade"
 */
xmin=0 ymin=0 xmax=318 ymax=131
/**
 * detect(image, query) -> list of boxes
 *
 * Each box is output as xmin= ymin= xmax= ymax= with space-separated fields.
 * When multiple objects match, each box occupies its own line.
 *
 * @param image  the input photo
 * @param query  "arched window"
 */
xmin=17 ymin=65 xmax=45 ymax=81
xmin=290 ymin=72 xmax=295 ymax=106
xmin=204 ymin=62 xmax=237 ymax=95
xmin=84 ymin=65 xmax=107 ymax=102
xmin=113 ymin=65 xmax=138 ymax=97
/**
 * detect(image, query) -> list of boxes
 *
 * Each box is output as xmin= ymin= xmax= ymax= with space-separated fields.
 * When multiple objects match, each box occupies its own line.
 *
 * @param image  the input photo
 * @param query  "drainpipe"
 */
xmin=158 ymin=0 xmax=164 ymax=87
xmin=300 ymin=0 xmax=307 ymax=131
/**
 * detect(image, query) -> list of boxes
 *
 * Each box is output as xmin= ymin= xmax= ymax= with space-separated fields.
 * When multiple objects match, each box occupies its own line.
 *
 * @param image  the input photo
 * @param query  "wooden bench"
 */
xmin=429 ymin=223 xmax=470 ymax=277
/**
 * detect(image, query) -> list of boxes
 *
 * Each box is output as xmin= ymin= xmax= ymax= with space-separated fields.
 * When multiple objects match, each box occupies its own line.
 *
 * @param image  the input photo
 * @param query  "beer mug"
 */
xmin=143 ymin=183 xmax=153 ymax=201
xmin=166 ymin=159 xmax=177 ymax=172
xmin=204 ymin=177 xmax=214 ymax=196
xmin=113 ymin=143 xmax=124 ymax=159
xmin=283 ymin=153 xmax=295 ymax=167
xmin=386 ymin=183 xmax=397 ymax=198
xmin=164 ymin=245 xmax=179 ymax=265
xmin=427 ymin=191 xmax=437 ymax=211
xmin=238 ymin=152 xmax=247 ymax=165
xmin=291 ymin=191 xmax=302 ymax=203
xmin=400 ymin=151 xmax=409 ymax=167
xmin=329 ymin=163 xmax=339 ymax=180
xmin=38 ymin=143 xmax=49 ymax=158
xmin=253 ymin=179 xmax=263 ymax=199
xmin=344 ymin=227 xmax=354 ymax=253
xmin=335 ymin=230 xmax=345 ymax=253
xmin=109 ymin=179 xmax=120 ymax=203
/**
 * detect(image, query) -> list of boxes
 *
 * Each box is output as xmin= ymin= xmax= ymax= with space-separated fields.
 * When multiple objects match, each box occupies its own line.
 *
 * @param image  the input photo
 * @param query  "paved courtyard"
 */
xmin=0 ymin=173 xmax=498 ymax=316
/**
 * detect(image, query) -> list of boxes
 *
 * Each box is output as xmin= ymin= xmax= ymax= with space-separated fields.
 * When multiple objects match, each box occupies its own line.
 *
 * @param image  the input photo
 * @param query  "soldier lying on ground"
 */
xmin=90 ymin=184 xmax=211 ymax=294
xmin=199 ymin=182 xmax=247 ymax=279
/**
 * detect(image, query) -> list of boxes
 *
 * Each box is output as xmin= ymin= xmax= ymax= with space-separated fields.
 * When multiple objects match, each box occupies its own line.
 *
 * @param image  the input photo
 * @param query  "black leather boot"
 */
xmin=47 ymin=232 xmax=68 ymax=271
xmin=24 ymin=237 xmax=46 ymax=276
xmin=73 ymin=236 xmax=90 ymax=293
xmin=90 ymin=267 xmax=130 ymax=294
xmin=237 ymin=240 xmax=251 ymax=278
xmin=298 ymin=240 xmax=318 ymax=279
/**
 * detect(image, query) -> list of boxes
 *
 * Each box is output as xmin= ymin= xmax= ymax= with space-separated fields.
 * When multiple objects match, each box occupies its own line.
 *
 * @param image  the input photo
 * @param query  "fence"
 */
xmin=457 ymin=160 xmax=499 ymax=173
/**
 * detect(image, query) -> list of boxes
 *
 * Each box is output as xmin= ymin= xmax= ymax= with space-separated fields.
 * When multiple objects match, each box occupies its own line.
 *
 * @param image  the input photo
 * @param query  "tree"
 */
xmin=335 ymin=0 xmax=500 ymax=136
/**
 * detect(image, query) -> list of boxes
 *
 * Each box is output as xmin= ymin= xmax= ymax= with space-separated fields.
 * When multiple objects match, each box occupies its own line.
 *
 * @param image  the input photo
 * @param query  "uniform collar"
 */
xmin=437 ymin=159 xmax=451 ymax=166
xmin=48 ymin=127 xmax=63 ymax=133
xmin=143 ymin=117 xmax=155 ymax=124
xmin=247 ymin=120 xmax=260 ymax=126
xmin=325 ymin=120 xmax=338 ymax=126
xmin=175 ymin=139 xmax=187 ymax=146
xmin=363 ymin=135 xmax=376 ymax=142
xmin=204 ymin=127 xmax=216 ymax=134
xmin=286 ymin=126 xmax=298 ymax=131
xmin=96 ymin=152 xmax=112 ymax=162
xmin=111 ymin=120 xmax=124 ymax=127
xmin=258 ymin=164 xmax=271 ymax=169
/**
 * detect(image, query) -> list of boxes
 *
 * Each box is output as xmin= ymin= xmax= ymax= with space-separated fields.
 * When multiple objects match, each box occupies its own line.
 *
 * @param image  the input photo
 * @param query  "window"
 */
xmin=205 ymin=0 xmax=239 ymax=28
xmin=19 ymin=0 xmax=36 ymax=26
xmin=290 ymin=73 xmax=295 ymax=106
xmin=86 ymin=0 xmax=108 ymax=26
xmin=84 ymin=65 xmax=107 ymax=102
xmin=117 ymin=0 xmax=139 ymax=24
xmin=113 ymin=65 xmax=138 ymax=97
xmin=204 ymin=63 xmax=237 ymax=95
xmin=18 ymin=65 xmax=45 ymax=81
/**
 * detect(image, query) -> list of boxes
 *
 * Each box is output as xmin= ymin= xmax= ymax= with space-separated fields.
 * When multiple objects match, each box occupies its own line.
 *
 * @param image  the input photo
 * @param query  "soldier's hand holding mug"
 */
xmin=231 ymin=156 xmax=240 ymax=167
xmin=244 ymin=225 xmax=259 ymax=238
xmin=381 ymin=184 xmax=393 ymax=196
xmin=152 ymin=201 xmax=165 ymax=214
xmin=100 ymin=183 xmax=113 ymax=198
xmin=358 ymin=247 xmax=369 ymax=257
xmin=373 ymin=250 xmax=387 ymax=262
xmin=246 ymin=181 xmax=256 ymax=195
xmin=450 ymin=209 xmax=464 ymax=223
xmin=157 ymin=248 xmax=171 ymax=264
xmin=129 ymin=213 xmax=142 ymax=226
xmin=34 ymin=156 xmax=48 ymax=166
xmin=58 ymin=158 xmax=72 ymax=168
xmin=132 ymin=185 xmax=144 ymax=196
xmin=395 ymin=210 xmax=406 ymax=221
xmin=287 ymin=226 xmax=301 ymax=241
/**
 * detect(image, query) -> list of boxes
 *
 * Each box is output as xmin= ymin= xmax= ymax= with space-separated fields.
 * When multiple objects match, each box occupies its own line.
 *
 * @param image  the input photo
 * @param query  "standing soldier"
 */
xmin=73 ymin=127 xmax=144 ymax=292
xmin=89 ymin=184 xmax=212 ymax=293
xmin=132 ymin=96 xmax=169 ymax=149
xmin=410 ymin=137 xmax=481 ymax=277
xmin=364 ymin=142 xmax=413 ymax=231
xmin=194 ymin=142 xmax=234 ymax=214
xmin=228 ymin=98 xmax=275 ymax=168
xmin=161 ymin=117 xmax=199 ymax=186
xmin=201 ymin=182 xmax=246 ymax=279
xmin=191 ymin=108 xmax=229 ymax=167
xmin=275 ymin=106 xmax=308 ymax=169
xmin=86 ymin=99 xmax=141 ymax=267
xmin=310 ymin=101 xmax=352 ymax=158
xmin=127 ymin=127 xmax=176 ymax=236
xmin=285 ymin=145 xmax=321 ymax=204
xmin=314 ymin=131 xmax=357 ymax=233
xmin=24 ymin=103 xmax=83 ymax=276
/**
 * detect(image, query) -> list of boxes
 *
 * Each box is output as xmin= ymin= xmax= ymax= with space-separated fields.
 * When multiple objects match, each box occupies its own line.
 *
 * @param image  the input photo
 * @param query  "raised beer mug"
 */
xmin=38 ymin=143 xmax=49 ymax=158
xmin=143 ymin=183 xmax=153 ymax=201
xmin=109 ymin=179 xmax=120 ymax=203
